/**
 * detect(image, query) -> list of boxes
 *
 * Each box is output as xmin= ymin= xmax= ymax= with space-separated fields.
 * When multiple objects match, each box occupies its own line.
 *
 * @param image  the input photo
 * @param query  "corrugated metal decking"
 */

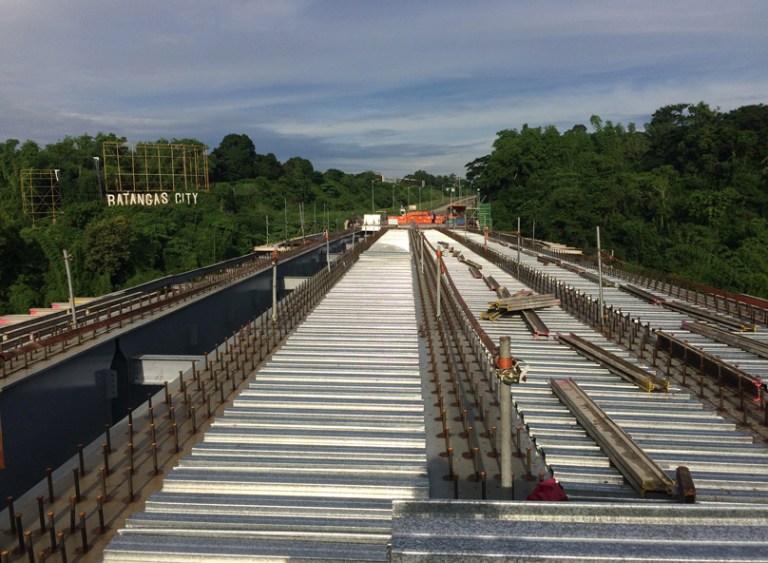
xmin=101 ymin=226 xmax=768 ymax=562
xmin=427 ymin=230 xmax=768 ymax=503
xmin=390 ymin=500 xmax=768 ymax=562
xmin=104 ymin=230 xmax=427 ymax=562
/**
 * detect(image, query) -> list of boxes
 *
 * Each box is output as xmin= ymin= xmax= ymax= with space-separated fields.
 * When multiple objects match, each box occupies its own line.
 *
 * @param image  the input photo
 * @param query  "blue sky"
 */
xmin=1 ymin=0 xmax=766 ymax=177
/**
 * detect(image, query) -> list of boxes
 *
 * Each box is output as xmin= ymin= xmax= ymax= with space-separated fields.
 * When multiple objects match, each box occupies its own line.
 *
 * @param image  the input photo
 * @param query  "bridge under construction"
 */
xmin=2 ymin=226 xmax=768 ymax=561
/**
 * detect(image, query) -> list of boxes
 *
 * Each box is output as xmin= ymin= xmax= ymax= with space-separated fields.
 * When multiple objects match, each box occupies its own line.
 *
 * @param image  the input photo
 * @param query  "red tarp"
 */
xmin=527 ymin=478 xmax=568 ymax=501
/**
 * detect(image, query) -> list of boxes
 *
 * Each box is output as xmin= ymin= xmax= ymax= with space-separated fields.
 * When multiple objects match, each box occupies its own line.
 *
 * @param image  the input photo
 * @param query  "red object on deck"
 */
xmin=527 ymin=478 xmax=568 ymax=501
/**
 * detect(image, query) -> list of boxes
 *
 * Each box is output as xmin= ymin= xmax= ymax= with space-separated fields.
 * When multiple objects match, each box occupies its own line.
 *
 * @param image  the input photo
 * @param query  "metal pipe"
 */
xmin=15 ymin=514 xmax=23 ymax=553
xmin=63 ymin=249 xmax=77 ymax=328
xmin=128 ymin=467 xmax=134 ymax=501
xmin=326 ymin=230 xmax=331 ymax=272
xmin=516 ymin=217 xmax=521 ymax=276
xmin=499 ymin=336 xmax=513 ymax=496
xmin=597 ymin=226 xmax=604 ymax=329
xmin=37 ymin=496 xmax=45 ymax=534
xmin=97 ymin=496 xmax=105 ymax=534
xmin=72 ymin=469 xmax=81 ymax=503
xmin=271 ymin=250 xmax=278 ymax=324
xmin=102 ymin=444 xmax=109 ymax=475
xmin=57 ymin=532 xmax=67 ymax=563
xmin=68 ymin=497 xmax=75 ymax=533
xmin=46 ymin=469 xmax=54 ymax=503
xmin=420 ymin=232 xmax=424 ymax=275
xmin=435 ymin=249 xmax=442 ymax=321
xmin=47 ymin=512 xmax=55 ymax=552
xmin=77 ymin=443 xmax=85 ymax=475
xmin=24 ymin=531 xmax=32 ymax=561
xmin=79 ymin=512 xmax=88 ymax=552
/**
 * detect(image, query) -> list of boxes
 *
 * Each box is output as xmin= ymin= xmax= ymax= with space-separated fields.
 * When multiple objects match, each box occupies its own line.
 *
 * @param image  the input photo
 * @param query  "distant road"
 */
xmin=429 ymin=196 xmax=477 ymax=214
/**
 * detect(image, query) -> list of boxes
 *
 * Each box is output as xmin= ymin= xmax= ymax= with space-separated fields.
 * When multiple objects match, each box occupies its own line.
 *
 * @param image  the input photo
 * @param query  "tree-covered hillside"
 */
xmin=471 ymin=102 xmax=768 ymax=297
xmin=2 ymin=101 xmax=766 ymax=315
xmin=0 ymin=132 xmax=451 ymax=314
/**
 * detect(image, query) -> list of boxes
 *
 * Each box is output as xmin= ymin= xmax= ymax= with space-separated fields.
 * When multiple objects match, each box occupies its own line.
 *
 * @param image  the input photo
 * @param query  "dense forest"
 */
xmin=0 ymin=132 xmax=453 ymax=314
xmin=1 ymin=101 xmax=766 ymax=315
xmin=469 ymin=102 xmax=768 ymax=297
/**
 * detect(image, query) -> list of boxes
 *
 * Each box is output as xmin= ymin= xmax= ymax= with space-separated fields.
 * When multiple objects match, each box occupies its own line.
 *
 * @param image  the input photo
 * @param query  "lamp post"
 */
xmin=517 ymin=216 xmax=521 ymax=275
xmin=283 ymin=198 xmax=288 ymax=245
xmin=418 ymin=183 xmax=422 ymax=209
xmin=597 ymin=226 xmax=604 ymax=330
xmin=271 ymin=250 xmax=278 ymax=324
xmin=371 ymin=179 xmax=374 ymax=212
xmin=93 ymin=157 xmax=103 ymax=198
xmin=499 ymin=336 xmax=513 ymax=496
xmin=299 ymin=202 xmax=305 ymax=244
xmin=63 ymin=249 xmax=77 ymax=328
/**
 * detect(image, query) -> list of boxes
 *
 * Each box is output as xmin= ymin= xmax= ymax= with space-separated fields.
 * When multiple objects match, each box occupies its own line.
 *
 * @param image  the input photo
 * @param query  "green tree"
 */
xmin=254 ymin=152 xmax=283 ymax=180
xmin=210 ymin=134 xmax=256 ymax=181
xmin=83 ymin=215 xmax=134 ymax=287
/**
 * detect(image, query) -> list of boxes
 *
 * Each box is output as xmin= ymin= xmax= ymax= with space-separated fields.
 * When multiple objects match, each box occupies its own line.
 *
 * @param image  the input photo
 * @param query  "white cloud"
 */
xmin=0 ymin=0 xmax=766 ymax=176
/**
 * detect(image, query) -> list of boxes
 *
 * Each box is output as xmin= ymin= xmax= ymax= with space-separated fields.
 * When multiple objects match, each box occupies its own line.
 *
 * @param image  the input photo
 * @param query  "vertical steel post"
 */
xmin=283 ymin=198 xmax=288 ymax=244
xmin=63 ymin=249 xmax=77 ymax=328
xmin=326 ymin=230 xmax=331 ymax=272
xmin=516 ymin=217 xmax=521 ymax=276
xmin=499 ymin=336 xmax=513 ymax=496
xmin=597 ymin=226 xmax=604 ymax=330
xmin=420 ymin=232 xmax=425 ymax=275
xmin=271 ymin=250 xmax=278 ymax=324
xmin=93 ymin=157 xmax=103 ymax=199
xmin=436 ymin=249 xmax=442 ymax=322
xmin=300 ymin=202 xmax=305 ymax=244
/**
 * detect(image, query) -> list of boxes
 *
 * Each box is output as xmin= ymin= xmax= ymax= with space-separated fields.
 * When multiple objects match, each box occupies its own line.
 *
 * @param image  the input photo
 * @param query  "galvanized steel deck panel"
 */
xmin=429 ymin=231 xmax=768 ymax=503
xmin=105 ymin=230 xmax=426 ymax=562
xmin=390 ymin=500 xmax=768 ymax=562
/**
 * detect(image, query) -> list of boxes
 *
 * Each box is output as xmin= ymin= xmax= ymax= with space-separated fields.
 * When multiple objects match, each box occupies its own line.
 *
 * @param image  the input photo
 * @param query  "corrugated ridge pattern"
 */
xmin=514 ymin=237 xmax=768 ymax=383
xmin=390 ymin=500 xmax=768 ymax=561
xmin=430 ymin=231 xmax=768 ymax=503
xmin=104 ymin=230 xmax=427 ymax=562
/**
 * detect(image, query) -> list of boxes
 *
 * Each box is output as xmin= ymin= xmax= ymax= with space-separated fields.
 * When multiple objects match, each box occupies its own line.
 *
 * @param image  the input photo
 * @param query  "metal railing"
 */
xmin=0 ymin=233 xmax=359 ymax=378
